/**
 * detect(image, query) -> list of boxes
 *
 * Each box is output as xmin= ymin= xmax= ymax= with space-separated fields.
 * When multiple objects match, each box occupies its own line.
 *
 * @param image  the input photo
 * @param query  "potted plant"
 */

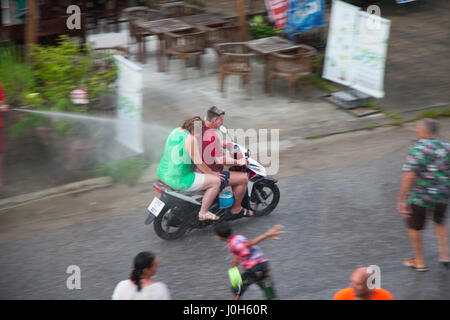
xmin=249 ymin=15 xmax=282 ymax=40
xmin=9 ymin=36 xmax=118 ymax=170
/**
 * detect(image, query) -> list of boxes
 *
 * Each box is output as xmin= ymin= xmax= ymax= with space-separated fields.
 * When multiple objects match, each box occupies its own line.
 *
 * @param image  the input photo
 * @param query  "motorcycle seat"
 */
xmin=156 ymin=180 xmax=204 ymax=196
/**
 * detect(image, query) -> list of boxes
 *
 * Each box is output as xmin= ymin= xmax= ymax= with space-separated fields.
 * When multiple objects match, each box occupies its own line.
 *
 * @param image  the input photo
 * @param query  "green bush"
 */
xmin=0 ymin=44 xmax=36 ymax=106
xmin=301 ymin=74 xmax=339 ymax=92
xmin=249 ymin=15 xmax=282 ymax=40
xmin=30 ymin=35 xmax=117 ymax=113
xmin=9 ymin=36 xmax=117 ymax=138
xmin=93 ymin=157 xmax=148 ymax=186
xmin=313 ymin=51 xmax=325 ymax=70
xmin=420 ymin=108 xmax=450 ymax=118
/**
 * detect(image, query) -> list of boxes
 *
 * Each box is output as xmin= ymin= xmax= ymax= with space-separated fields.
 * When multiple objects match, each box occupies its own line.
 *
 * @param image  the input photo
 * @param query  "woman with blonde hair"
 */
xmin=157 ymin=116 xmax=224 ymax=221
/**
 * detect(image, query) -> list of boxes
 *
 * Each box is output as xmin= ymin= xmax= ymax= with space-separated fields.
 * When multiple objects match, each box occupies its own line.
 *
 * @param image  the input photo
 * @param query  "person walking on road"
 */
xmin=333 ymin=267 xmax=394 ymax=300
xmin=112 ymin=251 xmax=171 ymax=300
xmin=397 ymin=118 xmax=450 ymax=271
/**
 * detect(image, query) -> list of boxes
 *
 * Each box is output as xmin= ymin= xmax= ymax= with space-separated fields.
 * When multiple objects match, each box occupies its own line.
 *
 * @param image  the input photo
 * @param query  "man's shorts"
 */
xmin=407 ymin=203 xmax=448 ymax=230
xmin=219 ymin=171 xmax=230 ymax=192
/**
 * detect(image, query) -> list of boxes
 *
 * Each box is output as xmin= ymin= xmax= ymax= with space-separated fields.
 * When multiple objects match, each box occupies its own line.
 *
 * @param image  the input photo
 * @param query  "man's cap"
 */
xmin=208 ymin=106 xmax=225 ymax=117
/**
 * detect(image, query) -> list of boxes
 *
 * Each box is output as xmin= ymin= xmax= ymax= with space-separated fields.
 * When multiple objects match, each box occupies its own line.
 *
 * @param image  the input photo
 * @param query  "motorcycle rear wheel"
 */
xmin=250 ymin=180 xmax=280 ymax=216
xmin=153 ymin=206 xmax=188 ymax=240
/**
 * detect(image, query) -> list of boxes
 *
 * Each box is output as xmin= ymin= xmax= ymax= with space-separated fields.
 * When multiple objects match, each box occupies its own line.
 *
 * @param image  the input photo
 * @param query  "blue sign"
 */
xmin=395 ymin=0 xmax=416 ymax=3
xmin=284 ymin=0 xmax=326 ymax=38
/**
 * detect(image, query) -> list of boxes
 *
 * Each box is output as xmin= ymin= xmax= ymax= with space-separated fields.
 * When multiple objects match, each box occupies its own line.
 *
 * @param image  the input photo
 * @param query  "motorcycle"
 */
xmin=145 ymin=126 xmax=280 ymax=240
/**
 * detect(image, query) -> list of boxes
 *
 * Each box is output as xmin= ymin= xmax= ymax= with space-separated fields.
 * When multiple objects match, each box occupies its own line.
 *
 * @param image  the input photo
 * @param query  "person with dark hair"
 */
xmin=157 ymin=116 xmax=224 ymax=221
xmin=203 ymin=106 xmax=252 ymax=218
xmin=214 ymin=222 xmax=284 ymax=300
xmin=398 ymin=118 xmax=450 ymax=271
xmin=112 ymin=252 xmax=171 ymax=300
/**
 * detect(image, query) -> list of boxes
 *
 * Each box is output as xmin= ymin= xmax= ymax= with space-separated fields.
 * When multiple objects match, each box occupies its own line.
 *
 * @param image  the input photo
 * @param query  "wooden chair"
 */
xmin=122 ymin=7 xmax=166 ymax=62
xmin=213 ymin=42 xmax=254 ymax=97
xmin=82 ymin=0 xmax=131 ymax=32
xmin=164 ymin=27 xmax=206 ymax=79
xmin=161 ymin=2 xmax=205 ymax=18
xmin=204 ymin=22 xmax=240 ymax=48
xmin=267 ymin=45 xmax=317 ymax=100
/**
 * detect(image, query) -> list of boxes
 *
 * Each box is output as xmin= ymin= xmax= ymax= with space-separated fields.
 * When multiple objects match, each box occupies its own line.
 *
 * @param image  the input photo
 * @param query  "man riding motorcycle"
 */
xmin=202 ymin=106 xmax=254 ymax=218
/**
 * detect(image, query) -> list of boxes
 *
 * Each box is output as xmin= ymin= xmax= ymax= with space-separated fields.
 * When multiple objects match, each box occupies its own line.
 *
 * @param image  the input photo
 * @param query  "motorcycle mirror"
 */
xmin=219 ymin=126 xmax=228 ymax=134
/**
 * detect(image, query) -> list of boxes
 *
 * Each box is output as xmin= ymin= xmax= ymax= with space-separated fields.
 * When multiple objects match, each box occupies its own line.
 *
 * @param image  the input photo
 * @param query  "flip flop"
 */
xmin=198 ymin=211 xmax=219 ymax=221
xmin=403 ymin=258 xmax=429 ymax=272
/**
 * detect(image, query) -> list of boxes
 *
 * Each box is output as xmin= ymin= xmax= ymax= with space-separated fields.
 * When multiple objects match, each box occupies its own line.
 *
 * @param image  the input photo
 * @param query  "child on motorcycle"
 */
xmin=214 ymin=222 xmax=284 ymax=300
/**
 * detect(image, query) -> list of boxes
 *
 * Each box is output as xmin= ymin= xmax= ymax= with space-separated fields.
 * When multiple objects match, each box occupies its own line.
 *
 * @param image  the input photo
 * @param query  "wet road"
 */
xmin=0 ymin=153 xmax=449 ymax=300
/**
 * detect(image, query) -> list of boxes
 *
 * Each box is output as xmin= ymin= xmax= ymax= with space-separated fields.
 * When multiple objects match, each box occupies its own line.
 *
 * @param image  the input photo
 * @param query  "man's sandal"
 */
xmin=403 ymin=258 xmax=429 ymax=272
xmin=228 ymin=208 xmax=254 ymax=220
xmin=198 ymin=211 xmax=219 ymax=221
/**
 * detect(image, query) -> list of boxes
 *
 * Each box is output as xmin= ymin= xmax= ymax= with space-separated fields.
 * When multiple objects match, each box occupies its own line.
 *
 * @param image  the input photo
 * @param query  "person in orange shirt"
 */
xmin=0 ymin=83 xmax=9 ymax=188
xmin=333 ymin=267 xmax=394 ymax=300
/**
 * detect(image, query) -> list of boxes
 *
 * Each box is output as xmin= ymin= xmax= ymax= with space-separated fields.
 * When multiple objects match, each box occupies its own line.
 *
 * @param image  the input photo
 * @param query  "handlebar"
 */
xmin=228 ymin=142 xmax=249 ymax=160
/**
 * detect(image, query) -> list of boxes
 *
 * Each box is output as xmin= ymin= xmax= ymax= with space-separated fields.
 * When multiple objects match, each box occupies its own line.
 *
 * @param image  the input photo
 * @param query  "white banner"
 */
xmin=323 ymin=0 xmax=390 ymax=98
xmin=351 ymin=12 xmax=390 ymax=98
xmin=322 ymin=0 xmax=359 ymax=87
xmin=114 ymin=55 xmax=144 ymax=154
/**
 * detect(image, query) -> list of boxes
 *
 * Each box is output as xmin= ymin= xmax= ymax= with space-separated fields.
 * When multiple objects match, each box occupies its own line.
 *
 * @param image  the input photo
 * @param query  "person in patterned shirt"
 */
xmin=214 ymin=222 xmax=284 ymax=300
xmin=398 ymin=118 xmax=450 ymax=271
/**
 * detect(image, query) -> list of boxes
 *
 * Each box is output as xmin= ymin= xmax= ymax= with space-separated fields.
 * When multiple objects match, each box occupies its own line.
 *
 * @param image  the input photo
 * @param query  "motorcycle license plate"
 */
xmin=147 ymin=197 xmax=165 ymax=217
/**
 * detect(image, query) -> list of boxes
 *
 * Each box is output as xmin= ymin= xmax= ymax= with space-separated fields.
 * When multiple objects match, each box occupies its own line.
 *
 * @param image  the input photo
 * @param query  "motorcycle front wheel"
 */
xmin=153 ymin=205 xmax=188 ymax=240
xmin=250 ymin=180 xmax=280 ymax=216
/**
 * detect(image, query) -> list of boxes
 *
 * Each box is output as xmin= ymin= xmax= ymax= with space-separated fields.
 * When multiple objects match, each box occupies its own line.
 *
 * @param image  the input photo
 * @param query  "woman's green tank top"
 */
xmin=157 ymin=128 xmax=195 ymax=190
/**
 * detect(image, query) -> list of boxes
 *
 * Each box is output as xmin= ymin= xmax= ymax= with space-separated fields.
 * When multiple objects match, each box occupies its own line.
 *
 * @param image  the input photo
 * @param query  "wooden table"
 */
xmin=246 ymin=36 xmax=302 ymax=92
xmin=178 ymin=13 xmax=227 ymax=29
xmin=134 ymin=18 xmax=192 ymax=69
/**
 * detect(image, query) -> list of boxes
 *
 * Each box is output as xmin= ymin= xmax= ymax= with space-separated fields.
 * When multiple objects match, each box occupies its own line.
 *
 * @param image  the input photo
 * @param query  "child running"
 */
xmin=214 ymin=222 xmax=284 ymax=300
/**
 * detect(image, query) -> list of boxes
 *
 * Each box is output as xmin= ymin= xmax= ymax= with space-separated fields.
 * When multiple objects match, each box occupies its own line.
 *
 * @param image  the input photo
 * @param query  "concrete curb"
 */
xmin=0 ymin=177 xmax=112 ymax=212
xmin=303 ymin=104 xmax=450 ymax=139
xmin=0 ymin=164 xmax=159 ymax=212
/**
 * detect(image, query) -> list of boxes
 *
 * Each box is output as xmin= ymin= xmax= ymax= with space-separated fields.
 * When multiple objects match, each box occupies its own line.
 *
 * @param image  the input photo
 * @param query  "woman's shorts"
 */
xmin=186 ymin=172 xmax=205 ymax=192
